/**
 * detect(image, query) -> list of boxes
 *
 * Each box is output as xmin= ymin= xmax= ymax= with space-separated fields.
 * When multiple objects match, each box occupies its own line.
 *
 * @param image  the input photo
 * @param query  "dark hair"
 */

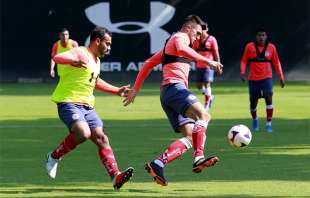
xmin=184 ymin=15 xmax=207 ymax=30
xmin=90 ymin=26 xmax=112 ymax=42
xmin=256 ymin=28 xmax=267 ymax=34
xmin=60 ymin=28 xmax=69 ymax=33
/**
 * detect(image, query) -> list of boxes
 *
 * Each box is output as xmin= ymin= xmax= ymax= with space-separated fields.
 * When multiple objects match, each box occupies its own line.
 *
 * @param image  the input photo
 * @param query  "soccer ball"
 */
xmin=228 ymin=124 xmax=252 ymax=148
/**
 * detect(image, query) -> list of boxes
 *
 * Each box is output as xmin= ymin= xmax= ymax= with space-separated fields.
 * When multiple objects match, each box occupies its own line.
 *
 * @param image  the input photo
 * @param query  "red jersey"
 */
xmin=240 ymin=42 xmax=284 ymax=81
xmin=132 ymin=32 xmax=209 ymax=92
xmin=195 ymin=35 xmax=219 ymax=68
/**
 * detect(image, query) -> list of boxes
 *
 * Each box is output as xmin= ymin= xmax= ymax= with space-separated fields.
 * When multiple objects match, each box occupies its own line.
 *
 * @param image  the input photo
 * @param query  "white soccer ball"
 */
xmin=228 ymin=124 xmax=252 ymax=148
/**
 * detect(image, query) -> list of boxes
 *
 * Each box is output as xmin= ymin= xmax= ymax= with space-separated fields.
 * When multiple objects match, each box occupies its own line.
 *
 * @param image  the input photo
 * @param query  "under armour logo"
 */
xmin=85 ymin=2 xmax=175 ymax=54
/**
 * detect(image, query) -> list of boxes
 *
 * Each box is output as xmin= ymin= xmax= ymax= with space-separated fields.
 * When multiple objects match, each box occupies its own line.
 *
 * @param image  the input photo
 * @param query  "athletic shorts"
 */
xmin=248 ymin=78 xmax=273 ymax=100
xmin=196 ymin=68 xmax=214 ymax=83
xmin=160 ymin=83 xmax=197 ymax=133
xmin=57 ymin=103 xmax=104 ymax=130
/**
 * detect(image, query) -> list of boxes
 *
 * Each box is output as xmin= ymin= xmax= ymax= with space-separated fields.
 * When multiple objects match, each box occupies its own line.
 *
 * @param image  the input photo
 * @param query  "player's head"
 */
xmin=89 ymin=26 xmax=112 ymax=58
xmin=255 ymin=28 xmax=268 ymax=45
xmin=181 ymin=15 xmax=204 ymax=45
xmin=59 ymin=28 xmax=70 ymax=43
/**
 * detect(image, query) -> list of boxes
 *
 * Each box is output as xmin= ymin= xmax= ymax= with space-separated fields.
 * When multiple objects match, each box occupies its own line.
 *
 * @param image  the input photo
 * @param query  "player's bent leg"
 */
xmin=46 ymin=121 xmax=91 ymax=179
xmin=265 ymin=94 xmax=273 ymax=133
xmin=250 ymin=97 xmax=259 ymax=131
xmin=90 ymin=127 xmax=134 ymax=190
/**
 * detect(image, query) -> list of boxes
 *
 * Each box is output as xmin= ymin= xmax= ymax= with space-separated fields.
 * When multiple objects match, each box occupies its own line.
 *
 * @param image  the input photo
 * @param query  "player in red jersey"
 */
xmin=50 ymin=28 xmax=79 ymax=78
xmin=240 ymin=28 xmax=285 ymax=132
xmin=124 ymin=15 xmax=223 ymax=186
xmin=194 ymin=21 xmax=220 ymax=111
xmin=46 ymin=27 xmax=134 ymax=190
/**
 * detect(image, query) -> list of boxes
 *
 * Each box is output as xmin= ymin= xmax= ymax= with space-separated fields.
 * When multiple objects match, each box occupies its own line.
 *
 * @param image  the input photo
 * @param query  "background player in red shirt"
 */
xmin=240 ymin=28 xmax=285 ymax=132
xmin=194 ymin=21 xmax=220 ymax=111
xmin=124 ymin=15 xmax=223 ymax=186
xmin=50 ymin=28 xmax=79 ymax=78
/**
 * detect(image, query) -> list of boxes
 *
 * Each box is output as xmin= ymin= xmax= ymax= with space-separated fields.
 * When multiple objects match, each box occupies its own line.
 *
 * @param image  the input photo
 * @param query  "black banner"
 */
xmin=1 ymin=0 xmax=309 ymax=82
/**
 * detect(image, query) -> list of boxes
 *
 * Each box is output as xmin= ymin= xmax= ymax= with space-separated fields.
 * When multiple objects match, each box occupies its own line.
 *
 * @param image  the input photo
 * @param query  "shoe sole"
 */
xmin=145 ymin=163 xmax=168 ymax=186
xmin=192 ymin=156 xmax=219 ymax=173
xmin=113 ymin=167 xmax=134 ymax=190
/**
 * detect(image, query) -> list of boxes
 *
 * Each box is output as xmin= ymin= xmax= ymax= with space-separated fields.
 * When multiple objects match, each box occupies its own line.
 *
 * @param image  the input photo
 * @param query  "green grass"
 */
xmin=0 ymin=82 xmax=309 ymax=198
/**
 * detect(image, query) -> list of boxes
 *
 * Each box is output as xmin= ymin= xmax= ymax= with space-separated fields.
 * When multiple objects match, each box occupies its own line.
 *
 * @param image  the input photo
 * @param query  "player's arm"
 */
xmin=123 ymin=49 xmax=163 ymax=106
xmin=72 ymin=41 xmax=79 ymax=48
xmin=53 ymin=48 xmax=87 ymax=68
xmin=212 ymin=37 xmax=221 ymax=62
xmin=50 ymin=43 xmax=58 ymax=78
xmin=95 ymin=78 xmax=130 ymax=96
xmin=271 ymin=46 xmax=285 ymax=87
xmin=174 ymin=36 xmax=223 ymax=73
xmin=240 ymin=44 xmax=249 ymax=81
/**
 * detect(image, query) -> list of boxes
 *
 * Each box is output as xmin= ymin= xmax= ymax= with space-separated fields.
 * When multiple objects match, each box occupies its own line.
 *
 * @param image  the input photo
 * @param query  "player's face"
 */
xmin=97 ymin=34 xmax=112 ymax=57
xmin=256 ymin=32 xmax=267 ymax=45
xmin=188 ymin=25 xmax=202 ymax=45
xmin=59 ymin=31 xmax=69 ymax=43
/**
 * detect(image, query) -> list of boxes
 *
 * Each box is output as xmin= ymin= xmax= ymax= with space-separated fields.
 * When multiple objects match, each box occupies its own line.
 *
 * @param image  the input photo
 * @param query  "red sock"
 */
xmin=158 ymin=138 xmax=191 ymax=165
xmin=192 ymin=122 xmax=207 ymax=158
xmin=51 ymin=133 xmax=77 ymax=159
xmin=205 ymin=95 xmax=211 ymax=105
xmin=250 ymin=109 xmax=257 ymax=120
xmin=98 ymin=147 xmax=119 ymax=177
xmin=266 ymin=108 xmax=273 ymax=122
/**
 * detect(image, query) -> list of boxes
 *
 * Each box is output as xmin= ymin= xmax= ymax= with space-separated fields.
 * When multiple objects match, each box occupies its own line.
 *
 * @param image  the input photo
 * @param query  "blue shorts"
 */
xmin=248 ymin=78 xmax=273 ymax=100
xmin=160 ymin=83 xmax=197 ymax=133
xmin=196 ymin=68 xmax=214 ymax=83
xmin=57 ymin=103 xmax=104 ymax=130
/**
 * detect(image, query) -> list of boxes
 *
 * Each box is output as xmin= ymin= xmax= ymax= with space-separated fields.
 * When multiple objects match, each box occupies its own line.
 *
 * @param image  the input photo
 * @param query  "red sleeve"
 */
xmin=271 ymin=46 xmax=285 ymax=80
xmin=240 ymin=44 xmax=250 ymax=75
xmin=95 ymin=78 xmax=119 ymax=95
xmin=174 ymin=36 xmax=207 ymax=63
xmin=53 ymin=47 xmax=87 ymax=67
xmin=72 ymin=41 xmax=79 ymax=48
xmin=132 ymin=49 xmax=163 ymax=92
xmin=51 ymin=42 xmax=58 ymax=58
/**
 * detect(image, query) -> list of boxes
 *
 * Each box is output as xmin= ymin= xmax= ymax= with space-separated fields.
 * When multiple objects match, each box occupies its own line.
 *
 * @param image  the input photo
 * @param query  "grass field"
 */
xmin=0 ymin=82 xmax=309 ymax=198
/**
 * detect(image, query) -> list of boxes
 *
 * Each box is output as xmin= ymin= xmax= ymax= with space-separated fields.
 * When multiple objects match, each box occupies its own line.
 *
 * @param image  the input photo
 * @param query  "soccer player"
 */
xmin=194 ymin=21 xmax=220 ymax=111
xmin=123 ymin=15 xmax=223 ymax=186
xmin=46 ymin=27 xmax=134 ymax=190
xmin=50 ymin=28 xmax=79 ymax=78
xmin=240 ymin=28 xmax=285 ymax=133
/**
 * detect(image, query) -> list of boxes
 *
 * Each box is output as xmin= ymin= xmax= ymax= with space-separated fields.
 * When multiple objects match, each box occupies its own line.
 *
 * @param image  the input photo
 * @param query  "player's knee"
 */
xmin=198 ymin=110 xmax=211 ymax=122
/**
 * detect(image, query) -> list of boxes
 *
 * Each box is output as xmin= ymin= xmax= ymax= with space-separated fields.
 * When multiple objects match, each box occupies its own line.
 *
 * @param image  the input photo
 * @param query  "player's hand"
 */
xmin=72 ymin=60 xmax=88 ymax=68
xmin=280 ymin=79 xmax=285 ymax=88
xmin=208 ymin=60 xmax=223 ymax=75
xmin=117 ymin=85 xmax=131 ymax=97
xmin=50 ymin=70 xmax=55 ymax=78
xmin=240 ymin=74 xmax=246 ymax=82
xmin=123 ymin=90 xmax=137 ymax=106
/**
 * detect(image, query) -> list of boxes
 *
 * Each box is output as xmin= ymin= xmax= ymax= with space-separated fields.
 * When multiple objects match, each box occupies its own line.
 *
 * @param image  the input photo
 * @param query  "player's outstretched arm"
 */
xmin=123 ymin=49 xmax=162 ymax=106
xmin=96 ymin=78 xmax=130 ymax=96
xmin=53 ymin=48 xmax=87 ymax=68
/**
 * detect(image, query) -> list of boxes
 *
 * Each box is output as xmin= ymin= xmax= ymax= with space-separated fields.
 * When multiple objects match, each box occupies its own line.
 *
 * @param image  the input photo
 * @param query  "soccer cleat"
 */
xmin=46 ymin=152 xmax=60 ymax=179
xmin=112 ymin=167 xmax=134 ymax=190
xmin=145 ymin=161 xmax=168 ymax=186
xmin=266 ymin=124 xmax=273 ymax=133
xmin=252 ymin=119 xmax=259 ymax=132
xmin=192 ymin=156 xmax=219 ymax=173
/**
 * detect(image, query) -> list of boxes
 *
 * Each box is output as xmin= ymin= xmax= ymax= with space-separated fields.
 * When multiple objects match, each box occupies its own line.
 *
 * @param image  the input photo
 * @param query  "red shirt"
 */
xmin=240 ymin=42 xmax=284 ymax=81
xmin=133 ymin=32 xmax=209 ymax=92
xmin=195 ymin=35 xmax=219 ymax=68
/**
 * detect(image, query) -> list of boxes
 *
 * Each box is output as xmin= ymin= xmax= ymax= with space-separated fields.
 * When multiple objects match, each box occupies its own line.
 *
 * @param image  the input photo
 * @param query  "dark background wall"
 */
xmin=1 ymin=0 xmax=309 ymax=82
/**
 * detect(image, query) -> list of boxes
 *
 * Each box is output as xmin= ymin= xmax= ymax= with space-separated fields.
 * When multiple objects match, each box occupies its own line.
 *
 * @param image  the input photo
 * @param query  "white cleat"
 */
xmin=46 ymin=152 xmax=60 ymax=179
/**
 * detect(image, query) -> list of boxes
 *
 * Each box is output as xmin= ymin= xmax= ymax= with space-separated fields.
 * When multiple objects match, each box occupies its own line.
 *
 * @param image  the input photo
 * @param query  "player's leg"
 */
xmin=203 ymin=69 xmax=215 ymax=111
xmin=263 ymin=78 xmax=273 ymax=132
xmin=184 ymin=102 xmax=219 ymax=173
xmin=248 ymin=80 xmax=260 ymax=131
xmin=86 ymin=109 xmax=133 ymax=190
xmin=196 ymin=68 xmax=205 ymax=93
xmin=146 ymin=119 xmax=194 ymax=186
xmin=46 ymin=103 xmax=91 ymax=179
